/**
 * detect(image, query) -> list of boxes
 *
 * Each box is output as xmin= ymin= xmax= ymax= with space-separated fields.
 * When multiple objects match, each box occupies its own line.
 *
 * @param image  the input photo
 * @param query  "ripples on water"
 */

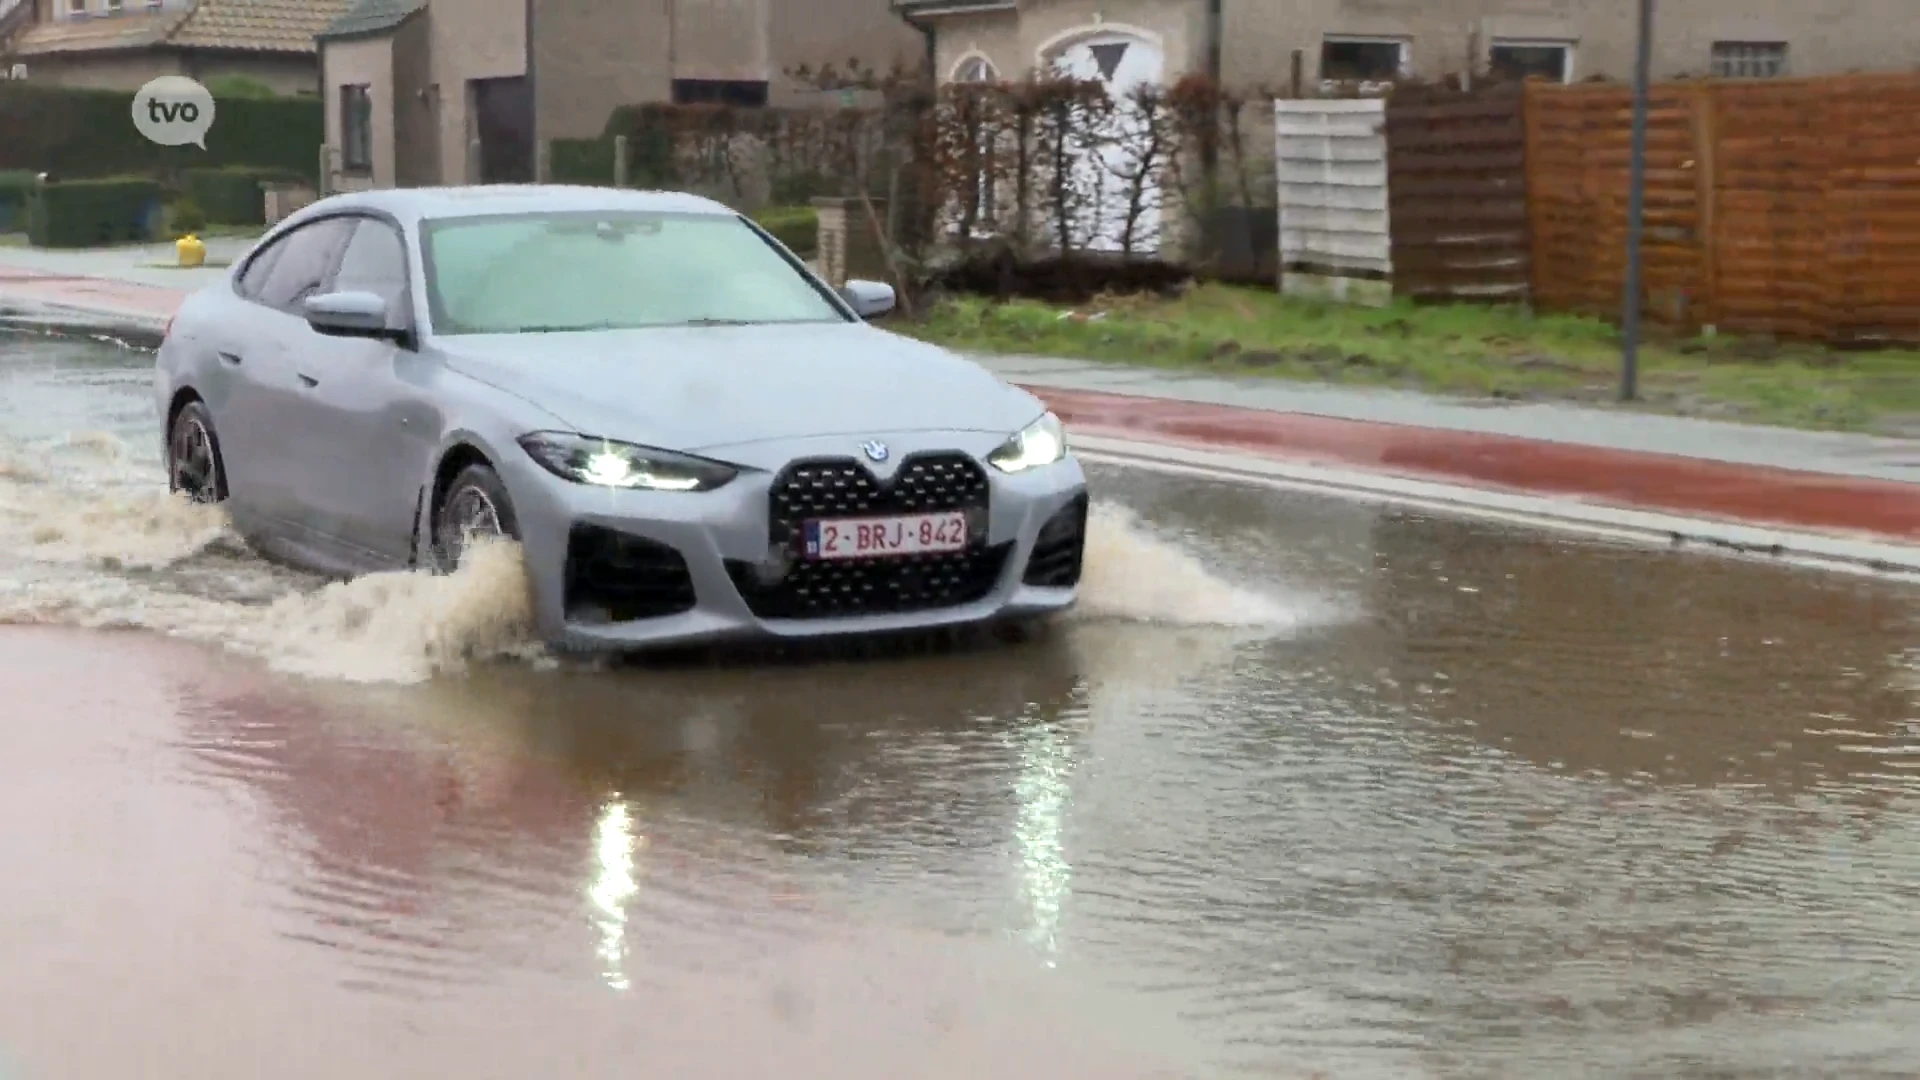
xmin=6 ymin=331 xmax=1920 ymax=1078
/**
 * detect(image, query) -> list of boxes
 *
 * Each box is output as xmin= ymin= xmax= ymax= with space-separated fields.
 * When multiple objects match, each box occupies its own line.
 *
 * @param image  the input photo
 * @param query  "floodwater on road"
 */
xmin=3 ymin=329 xmax=1920 ymax=1079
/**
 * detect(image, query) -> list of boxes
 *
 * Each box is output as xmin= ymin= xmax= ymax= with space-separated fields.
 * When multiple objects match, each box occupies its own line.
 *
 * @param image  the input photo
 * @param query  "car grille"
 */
xmin=727 ymin=452 xmax=1004 ymax=619
xmin=563 ymin=524 xmax=697 ymax=622
xmin=1022 ymin=493 xmax=1088 ymax=588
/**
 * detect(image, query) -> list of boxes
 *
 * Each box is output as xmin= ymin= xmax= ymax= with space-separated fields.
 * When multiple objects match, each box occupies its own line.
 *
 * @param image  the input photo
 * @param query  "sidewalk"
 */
xmin=1 ymin=245 xmax=1915 ymax=546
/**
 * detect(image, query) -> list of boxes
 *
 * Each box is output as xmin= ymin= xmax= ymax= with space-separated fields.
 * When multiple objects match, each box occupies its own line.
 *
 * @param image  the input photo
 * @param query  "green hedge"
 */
xmin=180 ymin=166 xmax=303 ymax=225
xmin=753 ymin=205 xmax=818 ymax=256
xmin=27 ymin=177 xmax=164 ymax=248
xmin=0 ymin=84 xmax=320 ymax=184
xmin=0 ymin=169 xmax=34 ymax=233
xmin=549 ymin=138 xmax=616 ymax=186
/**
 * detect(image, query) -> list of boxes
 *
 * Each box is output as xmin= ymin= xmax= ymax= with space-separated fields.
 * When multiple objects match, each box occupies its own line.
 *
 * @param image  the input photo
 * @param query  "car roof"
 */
xmin=286 ymin=184 xmax=738 ymax=229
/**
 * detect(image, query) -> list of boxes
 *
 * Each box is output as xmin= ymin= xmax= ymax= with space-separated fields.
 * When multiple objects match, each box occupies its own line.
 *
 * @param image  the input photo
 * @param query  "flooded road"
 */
xmin=4 ymin=330 xmax=1920 ymax=1078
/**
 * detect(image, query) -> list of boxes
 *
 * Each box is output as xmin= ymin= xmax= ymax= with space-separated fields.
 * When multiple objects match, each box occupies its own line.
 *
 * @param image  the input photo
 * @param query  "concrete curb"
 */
xmin=1074 ymin=432 xmax=1920 ymax=580
xmin=0 ymin=300 xmax=166 ymax=349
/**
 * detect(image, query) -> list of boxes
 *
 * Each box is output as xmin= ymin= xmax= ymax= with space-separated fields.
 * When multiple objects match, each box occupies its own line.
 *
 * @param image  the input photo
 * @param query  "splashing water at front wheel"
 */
xmin=1073 ymin=501 xmax=1311 ymax=628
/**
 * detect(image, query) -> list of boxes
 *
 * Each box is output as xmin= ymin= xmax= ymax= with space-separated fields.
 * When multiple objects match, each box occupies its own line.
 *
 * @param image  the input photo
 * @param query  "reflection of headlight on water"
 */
xmin=1014 ymin=720 xmax=1076 ymax=966
xmin=588 ymin=797 xmax=642 ymax=990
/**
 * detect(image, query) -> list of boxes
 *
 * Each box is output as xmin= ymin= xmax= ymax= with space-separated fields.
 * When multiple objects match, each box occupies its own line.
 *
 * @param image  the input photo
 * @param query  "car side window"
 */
xmin=256 ymin=217 xmax=357 ymax=314
xmin=330 ymin=219 xmax=410 ymax=317
xmin=235 ymin=236 xmax=287 ymax=300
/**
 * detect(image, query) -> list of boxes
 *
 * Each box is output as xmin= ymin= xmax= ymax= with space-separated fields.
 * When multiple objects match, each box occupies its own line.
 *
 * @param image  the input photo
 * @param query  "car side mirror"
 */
xmin=304 ymin=290 xmax=395 ymax=340
xmin=840 ymin=279 xmax=895 ymax=320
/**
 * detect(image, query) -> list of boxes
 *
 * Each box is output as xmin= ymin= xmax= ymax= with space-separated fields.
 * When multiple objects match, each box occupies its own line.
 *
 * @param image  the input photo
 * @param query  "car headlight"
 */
xmin=517 ymin=432 xmax=738 ymax=491
xmin=987 ymin=412 xmax=1067 ymax=474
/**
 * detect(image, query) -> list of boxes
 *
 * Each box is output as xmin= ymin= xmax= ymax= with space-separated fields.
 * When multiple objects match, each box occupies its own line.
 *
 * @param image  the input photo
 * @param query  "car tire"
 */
xmin=433 ymin=462 xmax=521 ymax=572
xmin=166 ymin=399 xmax=228 ymax=504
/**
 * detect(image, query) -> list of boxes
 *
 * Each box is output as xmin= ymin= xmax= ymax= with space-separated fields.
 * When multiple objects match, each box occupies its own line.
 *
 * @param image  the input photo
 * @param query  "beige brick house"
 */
xmin=899 ymin=0 xmax=1920 ymax=91
xmin=0 ymin=0 xmax=348 ymax=94
xmin=319 ymin=0 xmax=923 ymax=191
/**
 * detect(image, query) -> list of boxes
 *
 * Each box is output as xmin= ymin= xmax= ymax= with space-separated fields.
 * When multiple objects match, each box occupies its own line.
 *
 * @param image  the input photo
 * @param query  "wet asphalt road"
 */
xmin=3 ymin=331 xmax=1920 ymax=1078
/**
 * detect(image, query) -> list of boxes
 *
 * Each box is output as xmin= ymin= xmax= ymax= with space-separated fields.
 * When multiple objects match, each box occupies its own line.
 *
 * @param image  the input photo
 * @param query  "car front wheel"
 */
xmin=433 ymin=462 xmax=521 ymax=571
xmin=167 ymin=399 xmax=227 ymax=504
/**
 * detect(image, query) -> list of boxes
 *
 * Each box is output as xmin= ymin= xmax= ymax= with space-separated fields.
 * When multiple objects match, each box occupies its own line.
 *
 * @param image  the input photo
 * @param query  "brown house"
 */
xmin=319 ymin=0 xmax=923 ymax=192
xmin=0 ymin=0 xmax=349 ymax=94
xmin=898 ymin=0 xmax=1920 ymax=91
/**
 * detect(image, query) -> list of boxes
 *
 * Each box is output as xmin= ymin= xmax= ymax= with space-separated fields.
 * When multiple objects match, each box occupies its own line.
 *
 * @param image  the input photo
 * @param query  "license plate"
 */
xmin=803 ymin=511 xmax=969 ymax=560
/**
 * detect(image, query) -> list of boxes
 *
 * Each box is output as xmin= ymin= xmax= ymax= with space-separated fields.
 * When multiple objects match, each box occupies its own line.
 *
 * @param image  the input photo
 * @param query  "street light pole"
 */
xmin=1620 ymin=0 xmax=1654 ymax=401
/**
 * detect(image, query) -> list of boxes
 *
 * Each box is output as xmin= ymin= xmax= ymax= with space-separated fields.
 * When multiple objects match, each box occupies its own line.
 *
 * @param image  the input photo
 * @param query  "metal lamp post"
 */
xmin=1620 ymin=0 xmax=1654 ymax=400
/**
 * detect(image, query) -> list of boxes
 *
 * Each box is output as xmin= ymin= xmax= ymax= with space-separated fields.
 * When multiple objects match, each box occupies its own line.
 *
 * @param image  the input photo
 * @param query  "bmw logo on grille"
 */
xmin=860 ymin=440 xmax=888 ymax=463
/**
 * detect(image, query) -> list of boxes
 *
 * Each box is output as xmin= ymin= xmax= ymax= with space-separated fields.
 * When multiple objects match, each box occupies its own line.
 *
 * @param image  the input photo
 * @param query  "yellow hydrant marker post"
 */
xmin=177 ymin=233 xmax=205 ymax=268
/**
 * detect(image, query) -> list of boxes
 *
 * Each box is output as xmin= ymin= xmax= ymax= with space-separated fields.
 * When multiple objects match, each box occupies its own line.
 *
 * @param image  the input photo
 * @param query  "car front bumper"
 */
xmin=496 ymin=429 xmax=1089 ymax=653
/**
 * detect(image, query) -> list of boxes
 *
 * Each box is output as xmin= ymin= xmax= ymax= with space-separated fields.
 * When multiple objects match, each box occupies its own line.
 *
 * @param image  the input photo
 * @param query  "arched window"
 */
xmin=952 ymin=55 xmax=996 ymax=83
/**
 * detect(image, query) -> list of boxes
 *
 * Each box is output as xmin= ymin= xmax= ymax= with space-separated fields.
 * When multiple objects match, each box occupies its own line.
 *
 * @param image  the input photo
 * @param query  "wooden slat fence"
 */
xmin=1383 ymin=82 xmax=1530 ymax=302
xmin=1525 ymin=72 xmax=1920 ymax=344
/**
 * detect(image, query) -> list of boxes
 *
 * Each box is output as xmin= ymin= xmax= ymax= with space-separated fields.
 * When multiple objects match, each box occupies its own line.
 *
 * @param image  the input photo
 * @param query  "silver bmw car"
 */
xmin=153 ymin=185 xmax=1088 ymax=652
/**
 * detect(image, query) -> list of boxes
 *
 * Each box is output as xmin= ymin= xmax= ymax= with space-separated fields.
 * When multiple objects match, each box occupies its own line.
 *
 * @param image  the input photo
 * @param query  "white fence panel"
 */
xmin=1275 ymin=98 xmax=1390 ymax=277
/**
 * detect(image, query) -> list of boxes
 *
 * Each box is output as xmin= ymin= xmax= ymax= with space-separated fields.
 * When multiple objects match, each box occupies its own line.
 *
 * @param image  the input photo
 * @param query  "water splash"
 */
xmin=0 ymin=430 xmax=1316 ymax=682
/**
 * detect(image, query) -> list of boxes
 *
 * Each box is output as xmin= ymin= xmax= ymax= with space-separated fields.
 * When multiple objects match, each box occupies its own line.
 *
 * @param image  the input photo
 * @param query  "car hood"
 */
xmin=438 ymin=322 xmax=1042 ymax=452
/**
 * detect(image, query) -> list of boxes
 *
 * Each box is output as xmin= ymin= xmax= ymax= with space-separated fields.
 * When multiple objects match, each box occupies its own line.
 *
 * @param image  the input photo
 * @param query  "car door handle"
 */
xmin=218 ymin=351 xmax=243 ymax=366
xmin=297 ymin=373 xmax=319 ymax=388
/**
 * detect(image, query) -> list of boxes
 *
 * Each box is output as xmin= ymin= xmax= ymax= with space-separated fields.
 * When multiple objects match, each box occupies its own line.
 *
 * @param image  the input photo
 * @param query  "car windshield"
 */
xmin=419 ymin=210 xmax=848 ymax=335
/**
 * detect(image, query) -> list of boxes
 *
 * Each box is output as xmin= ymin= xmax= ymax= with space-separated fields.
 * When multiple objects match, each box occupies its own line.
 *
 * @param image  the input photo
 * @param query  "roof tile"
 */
xmin=166 ymin=0 xmax=357 ymax=54
xmin=320 ymin=0 xmax=422 ymax=40
xmin=11 ymin=10 xmax=177 ymax=55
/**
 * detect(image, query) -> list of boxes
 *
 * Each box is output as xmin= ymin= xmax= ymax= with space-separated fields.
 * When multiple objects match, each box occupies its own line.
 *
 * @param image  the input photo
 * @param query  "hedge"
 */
xmin=27 ymin=177 xmax=164 ymax=248
xmin=549 ymin=138 xmax=616 ymax=187
xmin=181 ymin=165 xmax=305 ymax=225
xmin=753 ymin=205 xmax=818 ymax=256
xmin=0 ymin=169 xmax=34 ymax=233
xmin=0 ymin=84 xmax=321 ymax=184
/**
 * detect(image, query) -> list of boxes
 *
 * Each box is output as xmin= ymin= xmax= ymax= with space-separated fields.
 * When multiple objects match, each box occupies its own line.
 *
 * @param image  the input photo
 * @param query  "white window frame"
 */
xmin=64 ymin=0 xmax=87 ymax=15
xmin=1318 ymin=34 xmax=1409 ymax=84
xmin=1488 ymin=38 xmax=1574 ymax=83
xmin=1711 ymin=41 xmax=1788 ymax=79
xmin=104 ymin=0 xmax=122 ymax=11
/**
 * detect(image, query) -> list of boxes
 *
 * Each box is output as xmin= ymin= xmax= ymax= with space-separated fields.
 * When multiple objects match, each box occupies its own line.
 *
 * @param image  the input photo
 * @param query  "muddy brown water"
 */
xmin=3 ymin=330 xmax=1919 ymax=1078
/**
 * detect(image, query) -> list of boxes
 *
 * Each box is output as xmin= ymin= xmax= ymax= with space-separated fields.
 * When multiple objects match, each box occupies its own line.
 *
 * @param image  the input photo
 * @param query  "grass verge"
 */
xmin=902 ymin=284 xmax=1920 ymax=436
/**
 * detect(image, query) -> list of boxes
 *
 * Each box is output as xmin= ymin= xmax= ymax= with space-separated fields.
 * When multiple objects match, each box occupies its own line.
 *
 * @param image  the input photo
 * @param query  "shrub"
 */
xmin=0 ymin=169 xmax=35 ymax=233
xmin=753 ymin=204 xmax=818 ymax=256
xmin=202 ymin=75 xmax=277 ymax=100
xmin=0 ymin=84 xmax=321 ymax=185
xmin=169 ymin=197 xmax=207 ymax=236
xmin=181 ymin=166 xmax=290 ymax=225
xmin=549 ymin=138 xmax=616 ymax=186
xmin=27 ymin=176 xmax=164 ymax=248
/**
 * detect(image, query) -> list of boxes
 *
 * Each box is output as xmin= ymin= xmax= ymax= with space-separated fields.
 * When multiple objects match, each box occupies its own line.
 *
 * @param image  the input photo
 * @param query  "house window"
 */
xmin=104 ymin=0 xmax=121 ymax=11
xmin=340 ymin=84 xmax=373 ymax=173
xmin=1711 ymin=41 xmax=1787 ymax=78
xmin=1489 ymin=40 xmax=1571 ymax=82
xmin=65 ymin=0 xmax=85 ymax=15
xmin=1320 ymin=36 xmax=1405 ymax=81
xmin=670 ymin=79 xmax=768 ymax=107
xmin=1321 ymin=37 xmax=1406 ymax=82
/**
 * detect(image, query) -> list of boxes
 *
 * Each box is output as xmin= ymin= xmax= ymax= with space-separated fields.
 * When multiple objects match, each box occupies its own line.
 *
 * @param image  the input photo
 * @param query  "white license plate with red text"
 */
xmin=803 ymin=511 xmax=969 ymax=560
